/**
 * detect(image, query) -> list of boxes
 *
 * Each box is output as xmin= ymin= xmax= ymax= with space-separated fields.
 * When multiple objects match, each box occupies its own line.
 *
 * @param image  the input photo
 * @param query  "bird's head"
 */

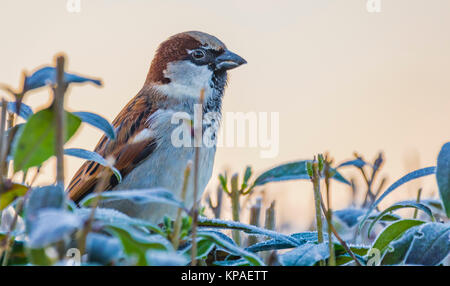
xmin=145 ymin=31 xmax=246 ymax=100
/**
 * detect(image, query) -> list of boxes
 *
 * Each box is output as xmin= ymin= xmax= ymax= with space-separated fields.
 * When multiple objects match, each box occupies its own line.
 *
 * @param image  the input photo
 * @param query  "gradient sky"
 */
xmin=1 ymin=0 xmax=449 ymax=230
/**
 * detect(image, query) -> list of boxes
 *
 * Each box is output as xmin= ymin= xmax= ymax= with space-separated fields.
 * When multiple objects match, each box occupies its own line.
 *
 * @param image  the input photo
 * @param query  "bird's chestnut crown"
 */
xmin=146 ymin=31 xmax=246 ymax=85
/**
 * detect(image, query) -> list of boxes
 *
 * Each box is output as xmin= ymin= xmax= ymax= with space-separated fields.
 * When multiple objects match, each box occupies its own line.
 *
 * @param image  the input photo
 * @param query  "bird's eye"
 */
xmin=192 ymin=49 xmax=206 ymax=59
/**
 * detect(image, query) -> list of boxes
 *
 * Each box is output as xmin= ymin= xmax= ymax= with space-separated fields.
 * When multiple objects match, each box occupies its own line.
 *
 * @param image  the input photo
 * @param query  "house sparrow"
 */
xmin=67 ymin=31 xmax=246 ymax=223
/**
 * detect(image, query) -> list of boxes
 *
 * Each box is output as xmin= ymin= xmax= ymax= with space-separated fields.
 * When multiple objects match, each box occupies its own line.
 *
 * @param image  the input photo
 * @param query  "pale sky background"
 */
xmin=1 ymin=0 xmax=449 ymax=231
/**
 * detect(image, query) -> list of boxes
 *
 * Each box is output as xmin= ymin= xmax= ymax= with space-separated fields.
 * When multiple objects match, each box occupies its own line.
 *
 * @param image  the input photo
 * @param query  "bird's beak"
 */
xmin=215 ymin=50 xmax=247 ymax=71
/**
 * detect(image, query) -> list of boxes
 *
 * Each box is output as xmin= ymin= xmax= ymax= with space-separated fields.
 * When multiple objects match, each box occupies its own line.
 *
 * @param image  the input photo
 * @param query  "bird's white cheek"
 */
xmin=155 ymin=61 xmax=213 ymax=99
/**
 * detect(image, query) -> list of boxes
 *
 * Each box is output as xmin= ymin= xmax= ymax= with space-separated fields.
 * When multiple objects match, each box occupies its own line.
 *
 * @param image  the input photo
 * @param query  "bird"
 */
xmin=67 ymin=31 xmax=246 ymax=223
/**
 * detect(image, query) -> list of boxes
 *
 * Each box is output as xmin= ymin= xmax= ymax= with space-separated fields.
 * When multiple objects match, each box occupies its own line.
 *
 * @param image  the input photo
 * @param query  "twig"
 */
xmin=190 ymin=89 xmax=205 ymax=266
xmin=0 ymin=99 xmax=7 ymax=193
xmin=206 ymin=185 xmax=223 ymax=219
xmin=311 ymin=161 xmax=324 ymax=244
xmin=1 ymin=184 xmax=32 ymax=267
xmin=53 ymin=56 xmax=67 ymax=189
xmin=78 ymin=167 xmax=111 ymax=256
xmin=248 ymin=197 xmax=262 ymax=246
xmin=230 ymin=174 xmax=241 ymax=245
xmin=171 ymin=162 xmax=191 ymax=250
xmin=413 ymin=188 xmax=422 ymax=219
xmin=2 ymin=111 xmax=15 ymax=178
xmin=319 ymin=199 xmax=362 ymax=266
xmin=324 ymin=159 xmax=336 ymax=266
xmin=309 ymin=158 xmax=325 ymax=266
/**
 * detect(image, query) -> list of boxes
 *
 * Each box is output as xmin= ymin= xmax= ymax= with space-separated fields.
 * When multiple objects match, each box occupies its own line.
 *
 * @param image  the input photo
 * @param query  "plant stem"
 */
xmin=54 ymin=56 xmax=67 ymax=189
xmin=78 ymin=167 xmax=111 ymax=256
xmin=324 ymin=163 xmax=335 ymax=266
xmin=311 ymin=164 xmax=323 ymax=244
xmin=206 ymin=185 xmax=223 ymax=219
xmin=3 ymin=112 xmax=15 ymax=178
xmin=320 ymin=199 xmax=362 ymax=266
xmin=1 ymin=196 xmax=26 ymax=266
xmin=248 ymin=197 xmax=261 ymax=246
xmin=171 ymin=162 xmax=191 ymax=250
xmin=0 ymin=99 xmax=7 ymax=193
xmin=230 ymin=173 xmax=241 ymax=245
xmin=190 ymin=89 xmax=205 ymax=266
xmin=413 ymin=188 xmax=422 ymax=219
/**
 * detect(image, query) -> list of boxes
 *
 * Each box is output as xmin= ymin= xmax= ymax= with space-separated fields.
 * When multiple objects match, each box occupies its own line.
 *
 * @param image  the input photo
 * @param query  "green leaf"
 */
xmin=370 ymin=219 xmax=426 ymax=257
xmin=241 ymin=166 xmax=252 ymax=190
xmin=64 ymin=148 xmax=122 ymax=183
xmin=436 ymin=142 xmax=450 ymax=217
xmin=1 ymin=240 xmax=28 ymax=265
xmin=12 ymin=108 xmax=81 ymax=172
xmin=73 ymin=111 xmax=116 ymax=139
xmin=359 ymin=167 xmax=436 ymax=229
xmin=0 ymin=183 xmax=28 ymax=210
xmin=280 ymin=243 xmax=329 ymax=266
xmin=27 ymin=247 xmax=53 ymax=266
xmin=252 ymin=160 xmax=350 ymax=187
xmin=197 ymin=231 xmax=264 ymax=266
xmin=218 ymin=173 xmax=228 ymax=193
xmin=181 ymin=237 xmax=216 ymax=260
xmin=334 ymin=243 xmax=369 ymax=257
xmin=367 ymin=201 xmax=434 ymax=236
xmin=105 ymin=225 xmax=172 ymax=266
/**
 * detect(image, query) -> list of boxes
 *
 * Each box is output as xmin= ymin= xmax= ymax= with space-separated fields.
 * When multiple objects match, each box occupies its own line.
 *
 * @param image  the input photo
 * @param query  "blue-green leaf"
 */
xmin=279 ymin=243 xmax=329 ymax=266
xmin=7 ymin=101 xmax=33 ymax=120
xmin=64 ymin=148 xmax=121 ymax=183
xmin=24 ymin=185 xmax=66 ymax=234
xmin=23 ymin=66 xmax=102 ymax=92
xmin=146 ymin=250 xmax=189 ymax=266
xmin=79 ymin=188 xmax=187 ymax=213
xmin=73 ymin=111 xmax=115 ymax=139
xmin=436 ymin=142 xmax=450 ymax=217
xmin=245 ymin=231 xmax=326 ymax=253
xmin=197 ymin=217 xmax=300 ymax=246
xmin=74 ymin=207 xmax=163 ymax=235
xmin=197 ymin=231 xmax=264 ymax=266
xmin=86 ymin=233 xmax=122 ymax=265
xmin=359 ymin=167 xmax=436 ymax=229
xmin=28 ymin=209 xmax=84 ymax=248
xmin=382 ymin=222 xmax=450 ymax=266
xmin=253 ymin=160 xmax=350 ymax=186
xmin=404 ymin=222 xmax=450 ymax=266
xmin=337 ymin=158 xmax=366 ymax=169
xmin=367 ymin=201 xmax=435 ymax=236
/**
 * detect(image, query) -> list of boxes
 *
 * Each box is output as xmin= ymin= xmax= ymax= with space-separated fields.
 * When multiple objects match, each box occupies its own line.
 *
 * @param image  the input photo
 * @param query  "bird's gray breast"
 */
xmin=107 ymin=107 xmax=217 ymax=223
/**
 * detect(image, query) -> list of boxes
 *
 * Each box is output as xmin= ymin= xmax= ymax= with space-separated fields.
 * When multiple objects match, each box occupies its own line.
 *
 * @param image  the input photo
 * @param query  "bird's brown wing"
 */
xmin=67 ymin=88 xmax=161 ymax=203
